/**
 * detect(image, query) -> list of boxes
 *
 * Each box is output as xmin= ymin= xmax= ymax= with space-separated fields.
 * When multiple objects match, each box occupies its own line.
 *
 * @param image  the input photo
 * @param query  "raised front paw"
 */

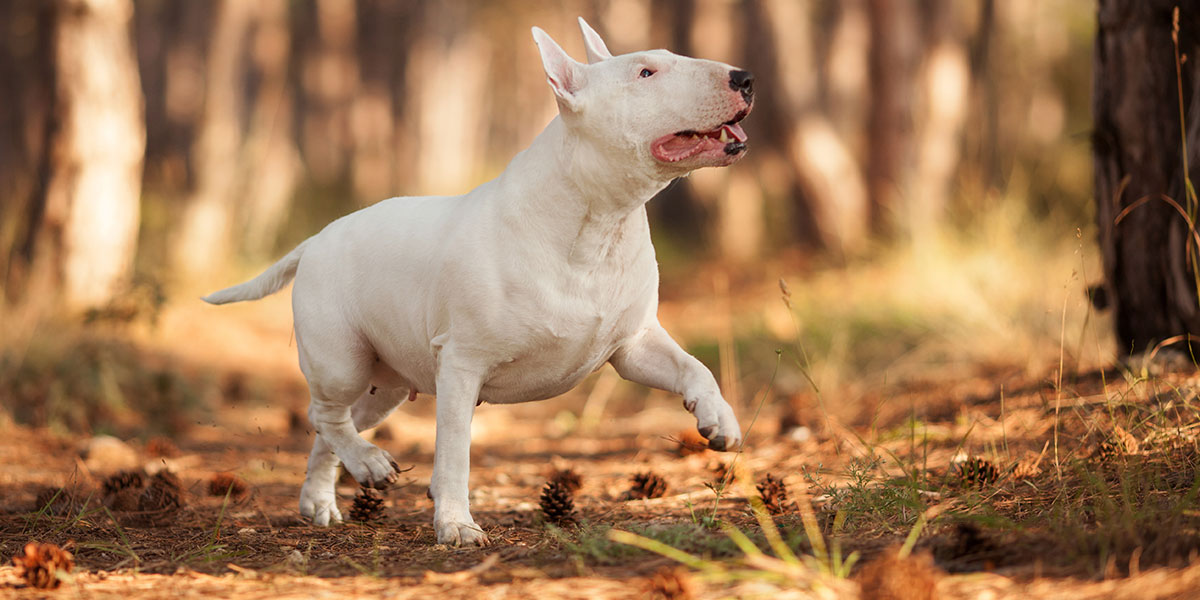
xmin=435 ymin=518 xmax=490 ymax=546
xmin=691 ymin=395 xmax=743 ymax=452
xmin=299 ymin=483 xmax=342 ymax=526
xmin=342 ymin=445 xmax=402 ymax=489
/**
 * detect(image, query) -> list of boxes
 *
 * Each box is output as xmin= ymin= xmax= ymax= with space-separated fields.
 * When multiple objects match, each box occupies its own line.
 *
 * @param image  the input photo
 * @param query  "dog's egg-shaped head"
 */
xmin=532 ymin=18 xmax=754 ymax=176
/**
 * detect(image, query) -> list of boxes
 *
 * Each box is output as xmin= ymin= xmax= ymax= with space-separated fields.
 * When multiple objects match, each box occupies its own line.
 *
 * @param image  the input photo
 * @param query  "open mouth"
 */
xmin=651 ymin=110 xmax=750 ymax=163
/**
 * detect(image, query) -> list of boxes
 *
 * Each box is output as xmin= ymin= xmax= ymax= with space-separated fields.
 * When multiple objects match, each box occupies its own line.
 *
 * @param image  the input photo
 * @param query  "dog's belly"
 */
xmin=478 ymin=342 xmax=615 ymax=404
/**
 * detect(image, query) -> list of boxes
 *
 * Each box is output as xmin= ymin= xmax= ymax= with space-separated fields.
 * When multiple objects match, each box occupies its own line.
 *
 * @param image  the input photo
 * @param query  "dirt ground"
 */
xmin=4 ymin=299 xmax=1200 ymax=598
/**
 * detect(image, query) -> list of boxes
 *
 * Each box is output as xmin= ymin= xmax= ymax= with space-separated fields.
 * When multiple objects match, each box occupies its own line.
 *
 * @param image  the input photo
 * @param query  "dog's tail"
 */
xmin=202 ymin=239 xmax=310 ymax=305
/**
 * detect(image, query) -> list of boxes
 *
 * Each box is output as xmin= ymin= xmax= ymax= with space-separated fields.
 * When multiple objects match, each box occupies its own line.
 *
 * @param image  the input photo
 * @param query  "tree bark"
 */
xmin=865 ymin=0 xmax=918 ymax=235
xmin=1094 ymin=1 xmax=1200 ymax=355
xmin=238 ymin=0 xmax=300 ymax=260
xmin=44 ymin=0 xmax=145 ymax=309
xmin=171 ymin=0 xmax=251 ymax=280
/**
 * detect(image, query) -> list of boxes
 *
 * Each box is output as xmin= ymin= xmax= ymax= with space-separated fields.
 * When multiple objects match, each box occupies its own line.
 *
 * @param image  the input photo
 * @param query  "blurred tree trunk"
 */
xmin=0 ymin=1 xmax=57 ymax=305
xmin=238 ymin=0 xmax=300 ymax=260
xmin=42 ymin=0 xmax=145 ymax=309
xmin=688 ymin=0 xmax=762 ymax=262
xmin=406 ymin=1 xmax=489 ymax=195
xmin=298 ymin=0 xmax=360 ymax=185
xmin=172 ymin=0 xmax=251 ymax=280
xmin=755 ymin=0 xmax=867 ymax=254
xmin=1094 ymin=1 xmax=1200 ymax=355
xmin=865 ymin=0 xmax=918 ymax=234
xmin=906 ymin=0 xmax=967 ymax=244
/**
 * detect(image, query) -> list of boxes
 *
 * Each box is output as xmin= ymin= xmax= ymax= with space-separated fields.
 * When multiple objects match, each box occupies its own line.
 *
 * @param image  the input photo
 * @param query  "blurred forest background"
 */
xmin=0 ymin=0 xmax=1101 ymax=434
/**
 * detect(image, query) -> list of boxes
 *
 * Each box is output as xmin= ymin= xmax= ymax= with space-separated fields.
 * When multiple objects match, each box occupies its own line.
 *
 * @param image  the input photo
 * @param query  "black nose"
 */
xmin=729 ymin=70 xmax=754 ymax=101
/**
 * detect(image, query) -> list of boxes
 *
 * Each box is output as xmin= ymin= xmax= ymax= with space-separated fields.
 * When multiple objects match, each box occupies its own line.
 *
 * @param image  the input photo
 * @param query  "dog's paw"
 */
xmin=693 ymin=396 xmax=742 ymax=452
xmin=435 ymin=519 xmax=490 ymax=546
xmin=343 ymin=445 xmax=402 ymax=489
xmin=299 ymin=485 xmax=342 ymax=526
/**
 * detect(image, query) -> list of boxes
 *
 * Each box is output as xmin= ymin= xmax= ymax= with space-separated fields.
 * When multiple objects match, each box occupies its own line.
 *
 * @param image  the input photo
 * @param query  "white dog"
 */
xmin=204 ymin=18 xmax=752 ymax=546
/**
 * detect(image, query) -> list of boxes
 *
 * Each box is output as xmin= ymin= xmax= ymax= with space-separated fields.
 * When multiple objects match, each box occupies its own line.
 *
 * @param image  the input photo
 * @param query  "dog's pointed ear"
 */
xmin=532 ymin=26 xmax=585 ymax=111
xmin=577 ymin=17 xmax=613 ymax=64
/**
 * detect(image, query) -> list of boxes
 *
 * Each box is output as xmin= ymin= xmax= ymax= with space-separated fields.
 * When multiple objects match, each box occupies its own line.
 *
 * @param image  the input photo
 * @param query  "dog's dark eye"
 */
xmin=639 ymin=68 xmax=655 ymax=78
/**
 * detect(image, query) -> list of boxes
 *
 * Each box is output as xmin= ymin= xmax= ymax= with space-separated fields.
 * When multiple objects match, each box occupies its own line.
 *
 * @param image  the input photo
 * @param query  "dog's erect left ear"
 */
xmin=577 ymin=17 xmax=613 ymax=64
xmin=532 ymin=26 xmax=585 ymax=111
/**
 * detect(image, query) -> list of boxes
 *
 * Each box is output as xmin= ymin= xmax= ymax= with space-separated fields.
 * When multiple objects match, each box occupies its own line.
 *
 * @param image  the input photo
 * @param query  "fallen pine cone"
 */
xmin=539 ymin=480 xmax=577 ymax=526
xmin=1094 ymin=425 xmax=1140 ymax=462
xmin=144 ymin=436 xmax=180 ymax=458
xmin=33 ymin=487 xmax=78 ymax=516
xmin=856 ymin=546 xmax=939 ymax=600
xmin=138 ymin=470 xmax=185 ymax=524
xmin=675 ymin=429 xmax=709 ymax=457
xmin=756 ymin=473 xmax=790 ymax=515
xmin=102 ymin=471 xmax=146 ymax=512
xmin=349 ymin=487 xmax=386 ymax=522
xmin=646 ymin=566 xmax=695 ymax=600
xmin=953 ymin=457 xmax=999 ymax=489
xmin=208 ymin=473 xmax=249 ymax=501
xmin=12 ymin=541 xmax=73 ymax=589
xmin=102 ymin=470 xmax=145 ymax=496
xmin=627 ymin=472 xmax=668 ymax=500
xmin=548 ymin=468 xmax=582 ymax=494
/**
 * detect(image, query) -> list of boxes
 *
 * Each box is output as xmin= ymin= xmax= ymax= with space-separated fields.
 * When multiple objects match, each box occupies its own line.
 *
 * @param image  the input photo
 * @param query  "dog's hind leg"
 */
xmin=299 ymin=383 xmax=411 ymax=525
xmin=295 ymin=327 xmax=405 ymax=525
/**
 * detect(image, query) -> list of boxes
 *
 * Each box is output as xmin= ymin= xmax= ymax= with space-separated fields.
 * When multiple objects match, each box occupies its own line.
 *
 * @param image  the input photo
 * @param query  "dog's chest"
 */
xmin=477 ymin=262 xmax=648 ymax=403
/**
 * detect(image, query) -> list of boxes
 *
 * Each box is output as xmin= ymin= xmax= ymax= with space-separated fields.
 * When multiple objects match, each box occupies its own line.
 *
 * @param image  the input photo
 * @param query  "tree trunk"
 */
xmin=44 ymin=0 xmax=145 ymax=309
xmin=906 ymin=0 xmax=967 ymax=245
xmin=757 ymin=0 xmax=868 ymax=254
xmin=238 ymin=0 xmax=300 ymax=260
xmin=171 ymin=0 xmax=252 ymax=281
xmin=865 ymin=0 xmax=918 ymax=235
xmin=0 ymin=0 xmax=57 ymax=305
xmin=1094 ymin=1 xmax=1200 ymax=355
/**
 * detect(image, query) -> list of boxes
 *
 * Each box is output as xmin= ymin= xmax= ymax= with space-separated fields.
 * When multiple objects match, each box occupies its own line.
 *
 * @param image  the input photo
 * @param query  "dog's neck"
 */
xmin=494 ymin=117 xmax=672 ymax=266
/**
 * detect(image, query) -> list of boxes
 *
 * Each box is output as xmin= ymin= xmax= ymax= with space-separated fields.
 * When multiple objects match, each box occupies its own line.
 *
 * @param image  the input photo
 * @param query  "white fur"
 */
xmin=205 ymin=18 xmax=749 ymax=546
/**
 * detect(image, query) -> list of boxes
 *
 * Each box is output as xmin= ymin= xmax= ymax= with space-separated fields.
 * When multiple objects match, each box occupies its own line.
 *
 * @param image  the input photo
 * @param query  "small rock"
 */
xmin=283 ymin=550 xmax=306 ymax=570
xmin=81 ymin=435 xmax=140 ymax=473
xmin=787 ymin=426 xmax=812 ymax=443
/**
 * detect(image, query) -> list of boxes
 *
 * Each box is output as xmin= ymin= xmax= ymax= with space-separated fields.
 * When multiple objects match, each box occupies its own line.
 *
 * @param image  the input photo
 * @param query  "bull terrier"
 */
xmin=204 ymin=17 xmax=753 ymax=546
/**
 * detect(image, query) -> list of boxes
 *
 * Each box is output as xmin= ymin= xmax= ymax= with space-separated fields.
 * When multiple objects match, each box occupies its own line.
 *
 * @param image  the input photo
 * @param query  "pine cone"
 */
xmin=138 ymin=470 xmax=185 ymax=523
xmin=1094 ymin=425 xmax=1140 ymax=462
xmin=628 ymin=472 xmax=668 ymax=500
xmin=209 ymin=473 xmax=249 ymax=500
xmin=548 ymin=468 xmax=582 ymax=494
xmin=349 ymin=487 xmax=386 ymax=522
xmin=646 ymin=566 xmax=694 ymax=600
xmin=855 ymin=547 xmax=938 ymax=600
xmin=539 ymin=481 xmax=576 ymax=526
xmin=12 ymin=541 xmax=73 ymax=589
xmin=34 ymin=487 xmax=77 ymax=516
xmin=756 ymin=473 xmax=790 ymax=515
xmin=101 ymin=471 xmax=146 ymax=512
xmin=954 ymin=457 xmax=999 ymax=489
xmin=102 ymin=470 xmax=145 ymax=497
xmin=144 ymin=437 xmax=180 ymax=458
xmin=676 ymin=429 xmax=709 ymax=457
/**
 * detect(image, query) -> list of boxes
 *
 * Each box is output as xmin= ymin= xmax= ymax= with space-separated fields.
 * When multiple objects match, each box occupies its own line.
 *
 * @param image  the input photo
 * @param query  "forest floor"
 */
xmin=4 ymin=288 xmax=1200 ymax=598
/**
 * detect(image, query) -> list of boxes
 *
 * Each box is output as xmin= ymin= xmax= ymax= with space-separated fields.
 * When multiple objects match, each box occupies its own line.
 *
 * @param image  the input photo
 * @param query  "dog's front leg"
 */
xmin=611 ymin=324 xmax=743 ymax=450
xmin=430 ymin=358 xmax=489 ymax=546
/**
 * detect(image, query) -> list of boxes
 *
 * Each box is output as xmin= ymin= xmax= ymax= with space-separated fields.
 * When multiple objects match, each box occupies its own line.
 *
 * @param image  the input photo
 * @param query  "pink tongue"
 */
xmin=725 ymin=122 xmax=747 ymax=142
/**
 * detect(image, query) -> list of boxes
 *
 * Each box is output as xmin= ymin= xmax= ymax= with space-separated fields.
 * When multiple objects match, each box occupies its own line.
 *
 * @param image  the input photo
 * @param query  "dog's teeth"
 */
xmin=719 ymin=129 xmax=730 ymax=143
